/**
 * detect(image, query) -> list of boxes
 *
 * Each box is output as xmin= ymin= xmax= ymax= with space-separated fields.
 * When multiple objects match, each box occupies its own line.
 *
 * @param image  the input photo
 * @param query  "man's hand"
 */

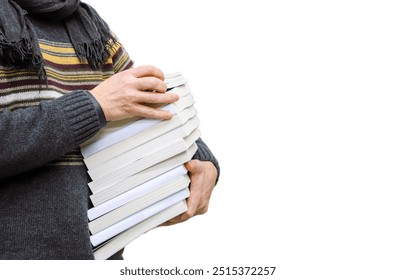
xmin=90 ymin=65 xmax=179 ymax=121
xmin=162 ymin=159 xmax=218 ymax=226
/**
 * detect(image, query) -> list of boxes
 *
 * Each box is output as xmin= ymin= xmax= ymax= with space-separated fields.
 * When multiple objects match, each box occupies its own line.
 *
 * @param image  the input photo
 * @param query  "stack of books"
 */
xmin=80 ymin=73 xmax=200 ymax=260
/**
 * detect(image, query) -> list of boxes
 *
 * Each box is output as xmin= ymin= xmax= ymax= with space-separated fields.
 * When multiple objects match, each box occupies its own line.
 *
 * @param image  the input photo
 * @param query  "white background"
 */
xmin=18 ymin=1 xmax=396 ymax=279
xmin=85 ymin=0 xmax=396 ymax=279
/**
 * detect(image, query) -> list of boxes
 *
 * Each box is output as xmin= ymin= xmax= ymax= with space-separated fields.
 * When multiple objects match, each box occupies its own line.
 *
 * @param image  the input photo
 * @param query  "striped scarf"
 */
xmin=0 ymin=0 xmax=114 ymax=81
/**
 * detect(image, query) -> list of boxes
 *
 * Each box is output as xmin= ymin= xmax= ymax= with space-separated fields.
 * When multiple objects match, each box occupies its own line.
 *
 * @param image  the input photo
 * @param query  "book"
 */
xmin=87 ymin=128 xmax=200 ymax=194
xmin=89 ymin=142 xmax=197 ymax=206
xmin=83 ymin=103 xmax=196 ymax=172
xmin=87 ymin=165 xmax=188 ymax=221
xmin=165 ymin=72 xmax=188 ymax=89
xmin=89 ymin=174 xmax=190 ymax=235
xmin=87 ymin=115 xmax=200 ymax=180
xmin=90 ymin=188 xmax=190 ymax=247
xmin=93 ymin=200 xmax=187 ymax=260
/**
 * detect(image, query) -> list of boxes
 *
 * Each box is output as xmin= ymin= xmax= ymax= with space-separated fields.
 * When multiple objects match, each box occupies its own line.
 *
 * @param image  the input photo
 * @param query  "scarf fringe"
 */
xmin=76 ymin=37 xmax=116 ymax=69
xmin=0 ymin=36 xmax=46 ymax=81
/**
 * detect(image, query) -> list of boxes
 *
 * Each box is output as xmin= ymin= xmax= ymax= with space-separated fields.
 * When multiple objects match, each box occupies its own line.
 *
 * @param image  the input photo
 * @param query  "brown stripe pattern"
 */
xmin=0 ymin=38 xmax=133 ymax=166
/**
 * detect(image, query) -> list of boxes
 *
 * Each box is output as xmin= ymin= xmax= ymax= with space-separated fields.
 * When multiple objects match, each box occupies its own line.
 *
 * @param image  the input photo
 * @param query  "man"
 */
xmin=0 ymin=0 xmax=219 ymax=259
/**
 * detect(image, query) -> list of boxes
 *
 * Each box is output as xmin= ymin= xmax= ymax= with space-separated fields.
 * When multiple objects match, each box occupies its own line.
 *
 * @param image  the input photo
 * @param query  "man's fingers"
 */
xmin=185 ymin=191 xmax=200 ymax=219
xmin=136 ymin=91 xmax=179 ymax=105
xmin=161 ymin=190 xmax=202 ymax=226
xmin=130 ymin=65 xmax=165 ymax=80
xmin=130 ymin=103 xmax=173 ymax=120
xmin=184 ymin=160 xmax=202 ymax=174
xmin=162 ymin=214 xmax=188 ymax=226
xmin=134 ymin=77 xmax=167 ymax=92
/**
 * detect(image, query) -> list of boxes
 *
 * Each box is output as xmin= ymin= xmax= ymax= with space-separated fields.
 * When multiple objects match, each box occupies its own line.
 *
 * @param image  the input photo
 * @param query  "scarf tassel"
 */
xmin=76 ymin=37 xmax=116 ymax=69
xmin=0 ymin=36 xmax=46 ymax=81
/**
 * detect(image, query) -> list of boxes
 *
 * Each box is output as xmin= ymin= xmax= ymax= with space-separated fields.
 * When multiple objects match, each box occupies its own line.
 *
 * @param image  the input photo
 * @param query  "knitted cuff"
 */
xmin=193 ymin=138 xmax=220 ymax=185
xmin=85 ymin=91 xmax=107 ymax=128
xmin=57 ymin=91 xmax=103 ymax=145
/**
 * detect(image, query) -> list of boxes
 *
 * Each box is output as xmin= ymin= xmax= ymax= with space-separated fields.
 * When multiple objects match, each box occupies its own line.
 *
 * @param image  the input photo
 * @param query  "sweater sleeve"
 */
xmin=193 ymin=137 xmax=221 ymax=184
xmin=0 ymin=90 xmax=103 ymax=179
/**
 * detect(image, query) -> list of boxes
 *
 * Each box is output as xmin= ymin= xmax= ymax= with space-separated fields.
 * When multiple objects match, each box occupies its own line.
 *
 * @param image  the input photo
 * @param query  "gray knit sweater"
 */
xmin=0 ymin=17 xmax=219 ymax=260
